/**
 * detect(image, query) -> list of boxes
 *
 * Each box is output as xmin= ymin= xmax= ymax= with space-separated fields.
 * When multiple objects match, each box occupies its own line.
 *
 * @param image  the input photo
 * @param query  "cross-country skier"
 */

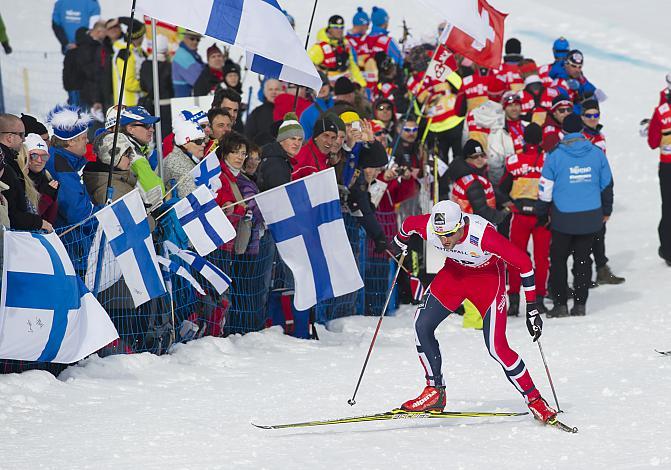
xmin=392 ymin=199 xmax=557 ymax=423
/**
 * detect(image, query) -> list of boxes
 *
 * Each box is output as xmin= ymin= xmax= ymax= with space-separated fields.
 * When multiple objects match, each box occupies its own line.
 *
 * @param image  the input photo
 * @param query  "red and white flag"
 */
xmin=425 ymin=45 xmax=458 ymax=83
xmin=437 ymin=0 xmax=507 ymax=69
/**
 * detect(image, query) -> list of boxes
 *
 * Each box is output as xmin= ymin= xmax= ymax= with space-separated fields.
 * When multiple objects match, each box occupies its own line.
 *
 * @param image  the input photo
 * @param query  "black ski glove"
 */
xmin=1 ymin=42 xmax=11 ymax=55
xmin=526 ymin=302 xmax=543 ymax=342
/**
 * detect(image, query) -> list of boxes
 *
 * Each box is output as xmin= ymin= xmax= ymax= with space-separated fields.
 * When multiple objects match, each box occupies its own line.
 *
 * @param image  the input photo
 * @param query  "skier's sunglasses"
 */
xmin=190 ymin=138 xmax=206 ymax=146
xmin=583 ymin=112 xmax=600 ymax=119
xmin=403 ymin=126 xmax=419 ymax=133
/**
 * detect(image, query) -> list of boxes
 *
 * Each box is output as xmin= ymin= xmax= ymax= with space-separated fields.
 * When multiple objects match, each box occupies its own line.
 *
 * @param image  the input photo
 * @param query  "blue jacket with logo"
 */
xmin=536 ymin=132 xmax=613 ymax=235
xmin=300 ymin=96 xmax=334 ymax=141
xmin=52 ymin=0 xmax=100 ymax=51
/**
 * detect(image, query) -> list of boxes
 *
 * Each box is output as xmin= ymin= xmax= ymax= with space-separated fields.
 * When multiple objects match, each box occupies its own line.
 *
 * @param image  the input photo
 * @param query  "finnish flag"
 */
xmin=254 ymin=168 xmax=364 ymax=310
xmin=137 ymin=0 xmax=321 ymax=91
xmin=174 ymin=185 xmax=236 ymax=256
xmin=164 ymin=241 xmax=232 ymax=295
xmin=189 ymin=151 xmax=222 ymax=193
xmin=156 ymin=256 xmax=205 ymax=295
xmin=0 ymin=231 xmax=119 ymax=363
xmin=94 ymin=189 xmax=166 ymax=307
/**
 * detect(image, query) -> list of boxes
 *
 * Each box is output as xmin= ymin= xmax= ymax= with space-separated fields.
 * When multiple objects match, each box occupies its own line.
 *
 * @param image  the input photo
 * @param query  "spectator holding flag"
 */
xmin=163 ymin=120 xmax=207 ymax=199
xmin=215 ymin=132 xmax=249 ymax=249
xmin=84 ymin=132 xmax=138 ymax=204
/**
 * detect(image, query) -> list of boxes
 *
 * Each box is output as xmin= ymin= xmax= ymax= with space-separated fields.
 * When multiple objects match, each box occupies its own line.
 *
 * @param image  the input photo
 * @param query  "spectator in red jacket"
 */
xmin=215 ymin=131 xmax=249 ymax=251
xmin=291 ymin=116 xmax=339 ymax=180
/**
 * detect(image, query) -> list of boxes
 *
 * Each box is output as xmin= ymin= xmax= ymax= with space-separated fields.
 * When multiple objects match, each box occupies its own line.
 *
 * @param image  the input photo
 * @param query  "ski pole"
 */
xmin=537 ymin=339 xmax=562 ymax=413
xmin=348 ymin=251 xmax=407 ymax=406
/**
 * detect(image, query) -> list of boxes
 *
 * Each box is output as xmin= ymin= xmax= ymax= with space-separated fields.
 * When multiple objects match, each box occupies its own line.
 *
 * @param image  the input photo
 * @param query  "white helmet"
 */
xmin=430 ymin=200 xmax=464 ymax=235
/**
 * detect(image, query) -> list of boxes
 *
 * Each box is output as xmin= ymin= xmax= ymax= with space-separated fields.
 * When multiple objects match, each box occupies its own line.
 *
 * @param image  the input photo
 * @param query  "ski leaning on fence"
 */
xmin=252 ymin=408 xmax=529 ymax=430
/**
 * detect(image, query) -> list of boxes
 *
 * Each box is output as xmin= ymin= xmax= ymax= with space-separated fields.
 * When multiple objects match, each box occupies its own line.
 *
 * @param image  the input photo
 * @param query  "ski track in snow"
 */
xmin=0 ymin=0 xmax=670 ymax=468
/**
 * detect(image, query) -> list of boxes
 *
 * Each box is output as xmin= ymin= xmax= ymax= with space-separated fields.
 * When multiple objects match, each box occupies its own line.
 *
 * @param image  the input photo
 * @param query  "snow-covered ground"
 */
xmin=1 ymin=0 xmax=670 ymax=468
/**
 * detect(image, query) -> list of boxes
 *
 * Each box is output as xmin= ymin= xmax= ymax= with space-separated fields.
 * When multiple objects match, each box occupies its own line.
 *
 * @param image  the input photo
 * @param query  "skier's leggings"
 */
xmin=414 ymin=286 xmax=541 ymax=403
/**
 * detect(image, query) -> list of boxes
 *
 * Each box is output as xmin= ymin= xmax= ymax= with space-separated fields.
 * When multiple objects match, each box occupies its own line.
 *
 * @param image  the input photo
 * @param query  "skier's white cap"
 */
xmin=430 ymin=200 xmax=464 ymax=236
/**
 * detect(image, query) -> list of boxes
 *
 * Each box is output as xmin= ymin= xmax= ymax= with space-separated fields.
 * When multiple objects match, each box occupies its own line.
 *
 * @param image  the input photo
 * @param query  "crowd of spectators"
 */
xmin=4 ymin=1 xmax=666 ymax=365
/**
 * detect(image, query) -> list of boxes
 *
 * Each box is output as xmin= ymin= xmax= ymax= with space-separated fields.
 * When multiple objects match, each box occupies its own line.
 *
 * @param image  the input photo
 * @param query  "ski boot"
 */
xmin=507 ymin=293 xmax=520 ymax=317
xmin=400 ymin=386 xmax=446 ymax=412
xmin=527 ymin=397 xmax=558 ymax=423
xmin=596 ymin=265 xmax=625 ymax=284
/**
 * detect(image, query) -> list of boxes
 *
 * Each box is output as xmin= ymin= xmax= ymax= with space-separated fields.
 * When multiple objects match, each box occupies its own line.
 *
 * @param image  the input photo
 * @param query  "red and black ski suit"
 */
xmin=397 ymin=213 xmax=541 ymax=403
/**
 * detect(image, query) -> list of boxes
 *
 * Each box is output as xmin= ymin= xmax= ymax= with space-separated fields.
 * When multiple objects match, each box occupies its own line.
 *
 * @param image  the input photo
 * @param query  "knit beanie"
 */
xmin=313 ymin=116 xmax=339 ymax=139
xmin=334 ymin=77 xmax=355 ymax=96
xmin=581 ymin=99 xmax=600 ymax=112
xmin=207 ymin=44 xmax=223 ymax=60
xmin=223 ymin=60 xmax=241 ymax=76
xmin=463 ymin=139 xmax=486 ymax=158
xmin=324 ymin=112 xmax=346 ymax=132
xmin=174 ymin=120 xmax=206 ymax=146
xmin=505 ymin=38 xmax=521 ymax=55
xmin=276 ymin=112 xmax=305 ymax=142
xmin=562 ymin=113 xmax=583 ymax=134
xmin=21 ymin=114 xmax=48 ymax=136
xmin=339 ymin=111 xmax=361 ymax=125
xmin=553 ymin=37 xmax=570 ymax=59
xmin=353 ymin=7 xmax=370 ymax=26
xmin=98 ymin=132 xmax=136 ymax=166
xmin=24 ymin=133 xmax=48 ymax=153
xmin=371 ymin=6 xmax=389 ymax=27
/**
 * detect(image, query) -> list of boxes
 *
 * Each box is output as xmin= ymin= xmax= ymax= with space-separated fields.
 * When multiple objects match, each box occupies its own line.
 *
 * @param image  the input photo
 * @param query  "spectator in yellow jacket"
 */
xmin=112 ymin=18 xmax=147 ymax=106
xmin=308 ymin=15 xmax=365 ymax=88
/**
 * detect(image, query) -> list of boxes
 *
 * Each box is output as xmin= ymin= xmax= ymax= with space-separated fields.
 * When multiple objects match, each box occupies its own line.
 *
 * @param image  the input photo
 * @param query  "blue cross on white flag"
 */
xmin=0 ymin=231 xmax=118 ymax=363
xmin=136 ymin=0 xmax=321 ymax=91
xmin=174 ymin=185 xmax=236 ymax=256
xmin=94 ymin=189 xmax=166 ymax=307
xmin=254 ymin=168 xmax=364 ymax=310
xmin=164 ymin=241 xmax=232 ymax=295
xmin=156 ymin=256 xmax=205 ymax=295
xmin=189 ymin=152 xmax=222 ymax=193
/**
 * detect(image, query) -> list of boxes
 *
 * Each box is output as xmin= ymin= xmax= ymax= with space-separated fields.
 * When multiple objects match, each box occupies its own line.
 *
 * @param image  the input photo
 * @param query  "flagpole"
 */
xmin=293 ymin=0 xmax=319 ymax=112
xmin=106 ymin=0 xmax=138 ymax=205
xmin=151 ymin=18 xmax=164 ymax=181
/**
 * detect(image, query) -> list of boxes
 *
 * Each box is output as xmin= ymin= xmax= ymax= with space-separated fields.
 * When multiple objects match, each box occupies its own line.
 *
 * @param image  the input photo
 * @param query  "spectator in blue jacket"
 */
xmin=45 ymin=105 xmax=97 ymax=227
xmin=172 ymin=31 xmax=205 ymax=97
xmin=536 ymin=113 xmax=613 ymax=318
xmin=52 ymin=0 xmax=101 ymax=54
xmin=300 ymin=72 xmax=334 ymax=141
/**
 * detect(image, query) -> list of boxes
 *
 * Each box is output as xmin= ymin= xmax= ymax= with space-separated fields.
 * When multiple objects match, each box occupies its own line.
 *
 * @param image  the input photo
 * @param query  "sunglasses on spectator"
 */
xmin=403 ymin=126 xmax=419 ymax=133
xmin=130 ymin=123 xmax=153 ymax=129
xmin=29 ymin=152 xmax=49 ymax=162
xmin=185 ymin=36 xmax=201 ymax=42
xmin=0 ymin=131 xmax=25 ymax=138
xmin=328 ymin=24 xmax=345 ymax=30
xmin=190 ymin=138 xmax=206 ymax=146
xmin=583 ymin=112 xmax=600 ymax=119
xmin=374 ymin=131 xmax=388 ymax=137
xmin=567 ymin=62 xmax=582 ymax=68
xmin=377 ymin=105 xmax=392 ymax=111
xmin=556 ymin=107 xmax=573 ymax=114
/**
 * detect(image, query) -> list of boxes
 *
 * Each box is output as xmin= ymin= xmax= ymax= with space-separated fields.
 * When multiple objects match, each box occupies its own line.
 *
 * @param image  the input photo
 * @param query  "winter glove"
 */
xmin=131 ymin=156 xmax=165 ymax=209
xmin=392 ymin=235 xmax=408 ymax=253
xmin=526 ymin=302 xmax=543 ymax=342
xmin=2 ymin=42 xmax=11 ymax=54
xmin=373 ymin=235 xmax=387 ymax=254
xmin=639 ymin=119 xmax=650 ymax=138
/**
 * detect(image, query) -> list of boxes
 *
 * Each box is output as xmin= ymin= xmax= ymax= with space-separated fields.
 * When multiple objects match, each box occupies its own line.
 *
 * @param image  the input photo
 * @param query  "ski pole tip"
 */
xmin=347 ymin=399 xmax=356 ymax=406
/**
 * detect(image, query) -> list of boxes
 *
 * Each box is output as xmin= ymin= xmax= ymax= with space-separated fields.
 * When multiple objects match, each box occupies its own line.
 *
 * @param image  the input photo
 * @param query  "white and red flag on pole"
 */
xmin=420 ymin=0 xmax=507 ymax=69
